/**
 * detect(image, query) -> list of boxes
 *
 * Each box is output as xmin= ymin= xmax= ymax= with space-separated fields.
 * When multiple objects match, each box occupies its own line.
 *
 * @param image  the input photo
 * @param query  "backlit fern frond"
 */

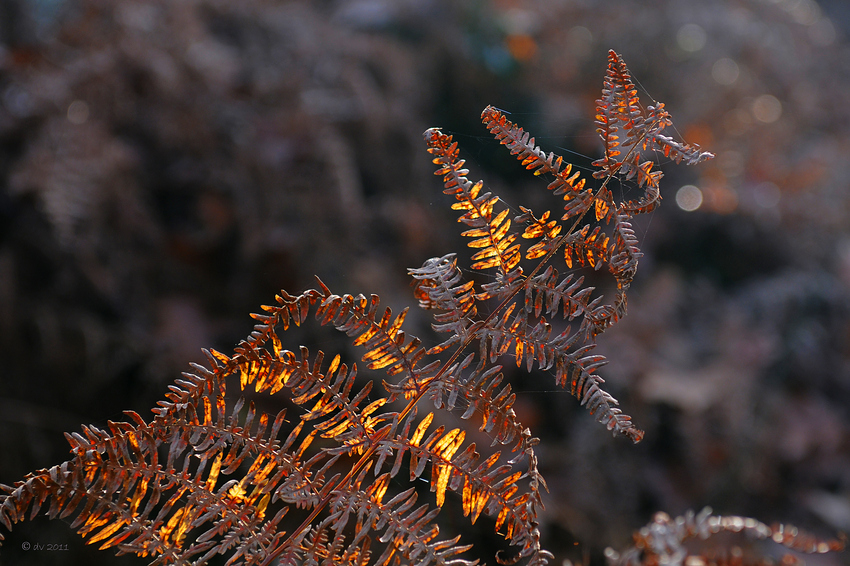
xmin=481 ymin=106 xmax=608 ymax=224
xmin=416 ymin=53 xmax=718 ymax=446
xmin=523 ymin=266 xmax=594 ymax=321
xmin=370 ymin=408 xmax=545 ymax=562
xmin=563 ymin=225 xmax=610 ymax=270
xmin=592 ymin=50 xmax=714 ymax=191
xmin=0 ymin=384 xmax=298 ymax=564
xmin=409 ymin=254 xmax=480 ymax=356
xmin=606 ymin=507 xmax=845 ymax=566
xmin=0 ymin=275 xmax=553 ymax=565
xmin=6 ymin=49 xmax=834 ymax=566
xmin=424 ymin=130 xmax=522 ymax=276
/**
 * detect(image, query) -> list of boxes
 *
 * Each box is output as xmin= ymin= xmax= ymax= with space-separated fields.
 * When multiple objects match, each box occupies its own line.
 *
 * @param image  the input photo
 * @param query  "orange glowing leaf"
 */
xmin=206 ymin=452 xmax=223 ymax=491
xmin=471 ymin=256 xmax=501 ymax=270
xmin=129 ymin=478 xmax=148 ymax=514
xmin=88 ymin=519 xmax=127 ymax=545
xmin=228 ymin=481 xmax=247 ymax=502
xmin=495 ymin=505 xmax=510 ymax=532
xmin=564 ymin=247 xmax=574 ymax=269
xmin=595 ymin=195 xmax=611 ymax=221
xmin=514 ymin=340 xmax=525 ymax=367
xmin=81 ymin=513 xmax=111 ymax=534
xmin=174 ymin=506 xmax=193 ymax=546
xmin=160 ymin=508 xmax=185 ymax=542
xmin=470 ymin=491 xmax=489 ymax=524
xmin=435 ymin=464 xmax=451 ymax=507
xmin=411 ymin=412 xmax=434 ymax=447
xmin=434 ymin=428 xmax=465 ymax=459
xmin=239 ymin=363 xmax=254 ymax=390
xmin=371 ymin=474 xmax=391 ymax=505
xmin=255 ymin=493 xmax=270 ymax=518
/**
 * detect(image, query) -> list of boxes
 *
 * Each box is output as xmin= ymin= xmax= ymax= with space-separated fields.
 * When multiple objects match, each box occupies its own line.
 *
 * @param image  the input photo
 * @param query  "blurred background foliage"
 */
xmin=1 ymin=0 xmax=849 ymax=564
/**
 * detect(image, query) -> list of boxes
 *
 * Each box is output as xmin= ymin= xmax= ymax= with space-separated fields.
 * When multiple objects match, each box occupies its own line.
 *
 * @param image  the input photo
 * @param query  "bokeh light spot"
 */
xmin=676 ymin=185 xmax=703 ymax=212
xmin=505 ymin=34 xmax=538 ymax=62
xmin=677 ymin=24 xmax=707 ymax=52
xmin=752 ymin=95 xmax=782 ymax=123
xmin=712 ymin=58 xmax=740 ymax=86
xmin=787 ymin=0 xmax=821 ymax=25
xmin=67 ymin=100 xmax=90 ymax=124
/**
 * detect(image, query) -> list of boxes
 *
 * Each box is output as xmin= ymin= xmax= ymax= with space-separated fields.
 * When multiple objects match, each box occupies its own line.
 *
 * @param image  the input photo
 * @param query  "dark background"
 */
xmin=1 ymin=0 xmax=849 ymax=565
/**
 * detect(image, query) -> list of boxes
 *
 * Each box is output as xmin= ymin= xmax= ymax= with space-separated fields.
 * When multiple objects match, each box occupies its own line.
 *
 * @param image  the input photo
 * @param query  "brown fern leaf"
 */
xmin=409 ymin=254 xmax=480 ymax=356
xmin=425 ymin=354 xmax=538 ymax=454
xmin=642 ymin=102 xmax=714 ymax=165
xmin=1 ymin=274 xmax=556 ymax=565
xmin=424 ymin=128 xmax=522 ymax=276
xmin=423 ymin=120 xmax=647 ymax=441
xmin=370 ymin=408 xmax=546 ymax=565
xmin=606 ymin=508 xmax=846 ymax=566
xmin=592 ymin=50 xmax=713 ymax=189
xmin=0 ymin=398 xmax=295 ymax=564
xmin=418 ymin=53 xmax=714 ymax=445
xmin=563 ymin=225 xmax=611 ymax=271
xmin=311 ymin=468 xmax=475 ymax=566
xmin=0 ymin=292 xmax=391 ymax=565
xmin=423 ymin=113 xmax=644 ymax=440
xmin=516 ymin=207 xmax=562 ymax=260
xmin=409 ymin=245 xmax=642 ymax=442
xmin=592 ymin=50 xmax=642 ymax=180
xmin=523 ymin=266 xmax=594 ymax=321
xmin=609 ymin=214 xmax=642 ymax=288
xmin=1 ymin=48 xmax=726 ymax=566
xmin=619 ymin=180 xmax=660 ymax=216
xmin=481 ymin=106 xmax=605 ymax=223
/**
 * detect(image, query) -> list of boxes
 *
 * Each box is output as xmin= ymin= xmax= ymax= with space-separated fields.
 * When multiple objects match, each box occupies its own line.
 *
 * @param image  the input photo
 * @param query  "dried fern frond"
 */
xmin=592 ymin=50 xmax=714 ymax=190
xmin=0 ymin=49 xmax=764 ymax=566
xmin=481 ymin=106 xmax=597 ymax=223
xmin=424 ymin=128 xmax=524 ymax=280
xmin=413 ymin=52 xmax=715 ymax=447
xmin=605 ymin=507 xmax=846 ymax=566
xmin=0 ymin=279 xmax=551 ymax=566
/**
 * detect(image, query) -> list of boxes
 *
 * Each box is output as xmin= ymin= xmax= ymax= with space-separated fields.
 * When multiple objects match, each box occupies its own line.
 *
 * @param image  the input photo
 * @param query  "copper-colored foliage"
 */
xmin=606 ymin=508 xmax=845 ymax=566
xmin=420 ymin=50 xmax=713 ymax=444
xmin=592 ymin=50 xmax=713 ymax=187
xmin=1 ymin=50 xmax=840 ymax=566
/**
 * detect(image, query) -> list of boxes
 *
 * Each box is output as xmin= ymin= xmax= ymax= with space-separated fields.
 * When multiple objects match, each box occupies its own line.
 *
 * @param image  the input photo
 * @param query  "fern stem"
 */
xmin=262 ymin=112 xmax=656 ymax=566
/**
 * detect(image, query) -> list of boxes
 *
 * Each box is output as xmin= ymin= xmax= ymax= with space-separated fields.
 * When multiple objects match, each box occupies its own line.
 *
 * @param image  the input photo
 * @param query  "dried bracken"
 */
xmin=0 ymin=51 xmax=841 ymax=566
xmin=606 ymin=508 xmax=845 ymax=566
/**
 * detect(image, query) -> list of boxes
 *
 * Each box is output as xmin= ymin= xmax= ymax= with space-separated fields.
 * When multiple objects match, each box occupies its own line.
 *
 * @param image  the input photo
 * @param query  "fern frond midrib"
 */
xmin=260 ymin=277 xmax=550 ymax=565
